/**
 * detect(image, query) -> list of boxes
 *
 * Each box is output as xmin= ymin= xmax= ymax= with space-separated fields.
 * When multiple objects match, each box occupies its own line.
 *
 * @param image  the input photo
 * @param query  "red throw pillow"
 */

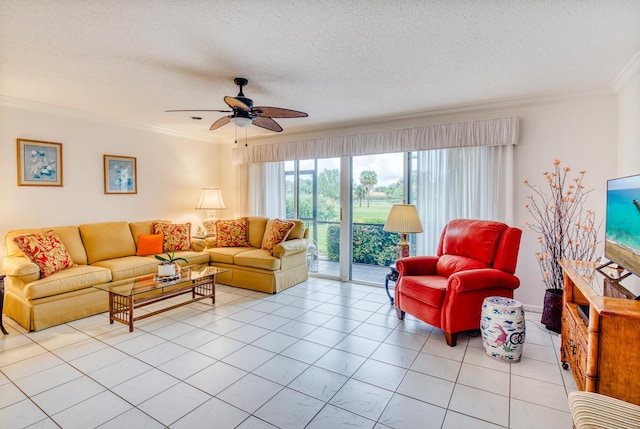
xmin=152 ymin=222 xmax=191 ymax=252
xmin=261 ymin=219 xmax=295 ymax=254
xmin=215 ymin=218 xmax=250 ymax=247
xmin=13 ymin=230 xmax=74 ymax=277
xmin=136 ymin=234 xmax=164 ymax=256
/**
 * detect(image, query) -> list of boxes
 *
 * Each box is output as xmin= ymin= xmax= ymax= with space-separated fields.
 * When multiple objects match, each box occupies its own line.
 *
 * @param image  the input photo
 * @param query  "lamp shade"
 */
xmin=195 ymin=188 xmax=226 ymax=210
xmin=383 ymin=204 xmax=423 ymax=234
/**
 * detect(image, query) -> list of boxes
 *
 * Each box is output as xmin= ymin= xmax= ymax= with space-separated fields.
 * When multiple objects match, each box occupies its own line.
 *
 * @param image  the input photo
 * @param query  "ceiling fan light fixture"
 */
xmin=231 ymin=116 xmax=253 ymax=127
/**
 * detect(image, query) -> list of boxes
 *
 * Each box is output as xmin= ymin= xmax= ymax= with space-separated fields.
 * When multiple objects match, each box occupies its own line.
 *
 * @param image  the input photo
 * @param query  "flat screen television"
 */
xmin=603 ymin=173 xmax=640 ymax=278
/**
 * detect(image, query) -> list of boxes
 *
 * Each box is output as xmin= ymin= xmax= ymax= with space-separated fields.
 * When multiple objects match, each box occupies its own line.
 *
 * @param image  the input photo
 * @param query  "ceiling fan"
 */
xmin=166 ymin=77 xmax=308 ymax=132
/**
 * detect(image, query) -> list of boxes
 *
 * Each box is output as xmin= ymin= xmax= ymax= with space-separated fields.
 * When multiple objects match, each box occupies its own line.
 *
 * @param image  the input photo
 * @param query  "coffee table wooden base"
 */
xmin=108 ymin=278 xmax=215 ymax=332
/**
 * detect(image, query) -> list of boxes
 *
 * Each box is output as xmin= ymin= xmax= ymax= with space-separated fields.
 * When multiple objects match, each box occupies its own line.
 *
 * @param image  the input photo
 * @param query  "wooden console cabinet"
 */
xmin=560 ymin=260 xmax=640 ymax=405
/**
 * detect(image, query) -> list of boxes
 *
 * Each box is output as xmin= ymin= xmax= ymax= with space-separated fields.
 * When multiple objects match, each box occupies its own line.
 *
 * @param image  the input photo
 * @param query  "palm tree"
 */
xmin=360 ymin=170 xmax=377 ymax=208
xmin=354 ymin=184 xmax=366 ymax=207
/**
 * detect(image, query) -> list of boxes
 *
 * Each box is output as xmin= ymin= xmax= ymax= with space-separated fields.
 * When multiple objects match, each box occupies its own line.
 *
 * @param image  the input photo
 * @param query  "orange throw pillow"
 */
xmin=13 ymin=230 xmax=74 ymax=277
xmin=152 ymin=222 xmax=192 ymax=252
xmin=216 ymin=218 xmax=250 ymax=247
xmin=136 ymin=234 xmax=164 ymax=256
xmin=261 ymin=219 xmax=295 ymax=254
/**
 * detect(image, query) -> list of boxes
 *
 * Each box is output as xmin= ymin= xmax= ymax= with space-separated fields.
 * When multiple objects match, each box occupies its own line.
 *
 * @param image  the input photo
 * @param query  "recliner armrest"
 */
xmin=447 ymin=268 xmax=520 ymax=293
xmin=396 ymin=256 xmax=439 ymax=276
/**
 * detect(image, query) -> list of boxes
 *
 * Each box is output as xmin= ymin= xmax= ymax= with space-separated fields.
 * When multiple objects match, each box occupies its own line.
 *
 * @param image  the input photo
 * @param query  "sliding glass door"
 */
xmin=286 ymin=153 xmax=409 ymax=284
xmin=285 ymin=158 xmax=341 ymax=277
xmin=350 ymin=153 xmax=406 ymax=283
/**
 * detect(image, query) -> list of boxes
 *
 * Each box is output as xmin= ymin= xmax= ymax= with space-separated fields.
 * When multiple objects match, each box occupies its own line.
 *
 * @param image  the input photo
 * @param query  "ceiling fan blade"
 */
xmin=252 ymin=106 xmax=308 ymax=118
xmin=252 ymin=116 xmax=283 ymax=132
xmin=210 ymin=116 xmax=231 ymax=131
xmin=224 ymin=96 xmax=250 ymax=111
xmin=165 ymin=109 xmax=231 ymax=113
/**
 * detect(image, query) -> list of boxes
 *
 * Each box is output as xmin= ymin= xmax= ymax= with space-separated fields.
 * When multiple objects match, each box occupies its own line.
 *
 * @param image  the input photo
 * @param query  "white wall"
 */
xmin=0 ymin=100 xmax=233 ymax=261
xmin=511 ymin=95 xmax=617 ymax=310
xmin=614 ymin=55 xmax=640 ymax=176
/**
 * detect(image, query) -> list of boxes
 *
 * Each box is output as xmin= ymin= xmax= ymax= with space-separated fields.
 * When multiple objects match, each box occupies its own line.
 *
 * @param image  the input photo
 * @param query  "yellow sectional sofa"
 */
xmin=194 ymin=217 xmax=309 ymax=294
xmin=2 ymin=220 xmax=209 ymax=331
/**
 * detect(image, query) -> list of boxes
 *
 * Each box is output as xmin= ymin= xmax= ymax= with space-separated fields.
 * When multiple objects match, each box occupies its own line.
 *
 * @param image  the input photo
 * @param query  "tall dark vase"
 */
xmin=541 ymin=288 xmax=563 ymax=333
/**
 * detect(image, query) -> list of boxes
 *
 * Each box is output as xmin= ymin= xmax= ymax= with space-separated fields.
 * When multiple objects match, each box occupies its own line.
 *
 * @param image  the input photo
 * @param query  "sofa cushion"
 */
xmin=13 ymin=230 xmax=75 ymax=278
xmin=129 ymin=220 xmax=171 ymax=246
xmin=80 ymin=222 xmax=137 ymax=264
xmin=152 ymin=222 xmax=191 ymax=251
xmin=136 ymin=234 xmax=164 ymax=256
xmin=92 ymin=256 xmax=160 ymax=281
xmin=23 ymin=265 xmax=112 ymax=300
xmin=435 ymin=254 xmax=491 ymax=278
xmin=286 ymin=220 xmax=306 ymax=240
xmin=261 ymin=219 xmax=295 ymax=254
xmin=216 ymin=218 xmax=250 ymax=247
xmin=5 ymin=226 xmax=88 ymax=265
xmin=206 ymin=247 xmax=251 ymax=264
xmin=234 ymin=249 xmax=281 ymax=271
xmin=248 ymin=217 xmax=269 ymax=248
xmin=170 ymin=250 xmax=210 ymax=267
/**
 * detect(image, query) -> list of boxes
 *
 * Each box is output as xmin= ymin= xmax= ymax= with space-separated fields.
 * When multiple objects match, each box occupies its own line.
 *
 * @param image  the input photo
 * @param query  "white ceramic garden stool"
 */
xmin=480 ymin=296 xmax=526 ymax=362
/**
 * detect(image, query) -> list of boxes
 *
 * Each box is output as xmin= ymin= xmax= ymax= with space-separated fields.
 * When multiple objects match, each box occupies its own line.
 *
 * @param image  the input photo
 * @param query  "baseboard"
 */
xmin=524 ymin=304 xmax=542 ymax=313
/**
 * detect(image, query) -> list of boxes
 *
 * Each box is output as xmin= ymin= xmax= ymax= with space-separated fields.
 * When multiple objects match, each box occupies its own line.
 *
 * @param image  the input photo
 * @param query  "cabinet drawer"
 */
xmin=562 ymin=304 xmax=589 ymax=390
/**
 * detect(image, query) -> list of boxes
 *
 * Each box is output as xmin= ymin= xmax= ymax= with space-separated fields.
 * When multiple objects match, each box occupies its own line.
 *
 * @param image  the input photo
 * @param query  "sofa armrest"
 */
xmin=447 ymin=269 xmax=520 ymax=293
xmin=396 ymin=256 xmax=439 ymax=276
xmin=273 ymin=238 xmax=308 ymax=258
xmin=1 ymin=256 xmax=40 ymax=281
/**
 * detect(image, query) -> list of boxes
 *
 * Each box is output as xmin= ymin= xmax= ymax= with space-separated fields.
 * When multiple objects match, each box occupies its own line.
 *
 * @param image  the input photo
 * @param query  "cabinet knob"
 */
xmin=569 ymin=339 xmax=577 ymax=355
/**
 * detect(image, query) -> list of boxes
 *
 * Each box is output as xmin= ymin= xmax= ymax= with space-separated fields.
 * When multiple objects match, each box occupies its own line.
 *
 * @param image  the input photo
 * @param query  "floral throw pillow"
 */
xmin=13 ymin=230 xmax=74 ymax=278
xmin=261 ymin=219 xmax=295 ymax=254
xmin=216 ymin=217 xmax=250 ymax=247
xmin=152 ymin=222 xmax=191 ymax=252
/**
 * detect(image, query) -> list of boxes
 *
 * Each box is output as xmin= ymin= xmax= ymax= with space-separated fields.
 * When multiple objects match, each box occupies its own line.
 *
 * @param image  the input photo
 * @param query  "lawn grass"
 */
xmin=352 ymin=201 xmax=393 ymax=223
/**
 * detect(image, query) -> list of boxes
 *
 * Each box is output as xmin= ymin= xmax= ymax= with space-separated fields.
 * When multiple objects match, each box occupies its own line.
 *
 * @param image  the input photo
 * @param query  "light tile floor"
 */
xmin=0 ymin=277 xmax=576 ymax=428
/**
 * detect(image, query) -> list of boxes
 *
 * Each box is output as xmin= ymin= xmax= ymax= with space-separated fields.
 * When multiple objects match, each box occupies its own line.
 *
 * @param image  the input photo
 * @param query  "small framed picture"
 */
xmin=17 ymin=139 xmax=63 ymax=186
xmin=104 ymin=155 xmax=137 ymax=194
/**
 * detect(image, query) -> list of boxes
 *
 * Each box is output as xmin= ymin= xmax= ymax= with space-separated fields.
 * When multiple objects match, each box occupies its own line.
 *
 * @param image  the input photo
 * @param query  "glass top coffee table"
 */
xmin=94 ymin=265 xmax=226 ymax=332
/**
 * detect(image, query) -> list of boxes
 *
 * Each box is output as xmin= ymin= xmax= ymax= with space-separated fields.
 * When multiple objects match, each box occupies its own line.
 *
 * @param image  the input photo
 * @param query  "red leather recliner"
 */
xmin=395 ymin=219 xmax=522 ymax=347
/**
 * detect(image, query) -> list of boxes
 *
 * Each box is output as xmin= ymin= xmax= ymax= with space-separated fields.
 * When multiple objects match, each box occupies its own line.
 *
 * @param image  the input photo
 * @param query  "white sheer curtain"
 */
xmin=415 ymin=144 xmax=513 ymax=255
xmin=248 ymin=162 xmax=286 ymax=218
xmin=234 ymin=163 xmax=249 ymax=216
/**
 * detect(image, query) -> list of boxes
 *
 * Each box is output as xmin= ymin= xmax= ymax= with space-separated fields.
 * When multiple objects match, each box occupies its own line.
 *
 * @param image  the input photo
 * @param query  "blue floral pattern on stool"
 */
xmin=481 ymin=296 xmax=526 ymax=362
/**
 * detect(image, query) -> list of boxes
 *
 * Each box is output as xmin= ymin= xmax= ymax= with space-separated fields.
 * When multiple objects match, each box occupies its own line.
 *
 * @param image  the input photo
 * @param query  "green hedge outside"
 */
xmin=327 ymin=224 xmax=399 ymax=266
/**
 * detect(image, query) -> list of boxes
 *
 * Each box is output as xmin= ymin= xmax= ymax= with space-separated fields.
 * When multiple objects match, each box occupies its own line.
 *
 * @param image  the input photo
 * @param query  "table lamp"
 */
xmin=195 ymin=187 xmax=226 ymax=236
xmin=383 ymin=204 xmax=423 ymax=259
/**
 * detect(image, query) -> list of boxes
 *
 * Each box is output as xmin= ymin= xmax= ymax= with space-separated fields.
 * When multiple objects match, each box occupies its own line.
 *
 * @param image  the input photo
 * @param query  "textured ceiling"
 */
xmin=1 ymin=0 xmax=639 ymax=143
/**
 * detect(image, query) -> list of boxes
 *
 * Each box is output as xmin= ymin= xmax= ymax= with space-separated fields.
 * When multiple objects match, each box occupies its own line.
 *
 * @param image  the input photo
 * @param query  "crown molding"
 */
xmin=0 ymin=96 xmax=216 ymax=143
xmin=611 ymin=50 xmax=640 ymax=93
xmin=1 ymin=86 xmax=616 ymax=147
xmin=249 ymin=88 xmax=614 ymax=146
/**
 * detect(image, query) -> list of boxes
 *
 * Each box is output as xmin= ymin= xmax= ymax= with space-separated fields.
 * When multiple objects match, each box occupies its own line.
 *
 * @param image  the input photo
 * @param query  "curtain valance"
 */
xmin=231 ymin=116 xmax=519 ymax=165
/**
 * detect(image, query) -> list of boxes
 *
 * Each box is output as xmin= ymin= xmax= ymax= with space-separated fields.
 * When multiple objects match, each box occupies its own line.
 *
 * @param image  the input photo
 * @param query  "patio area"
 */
xmin=313 ymin=260 xmax=393 ymax=287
